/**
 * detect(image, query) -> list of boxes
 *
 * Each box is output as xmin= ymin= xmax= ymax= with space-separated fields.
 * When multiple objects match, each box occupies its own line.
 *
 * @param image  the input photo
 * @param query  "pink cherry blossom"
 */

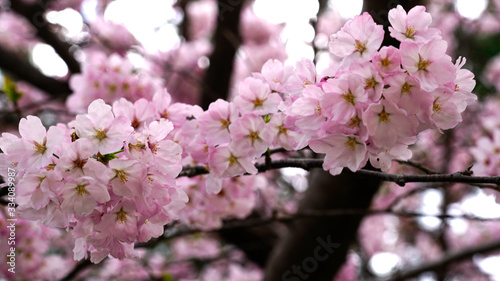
xmin=349 ymin=61 xmax=384 ymax=101
xmin=61 ymin=176 xmax=111 ymax=216
xmin=17 ymin=170 xmax=62 ymax=210
xmin=309 ymin=134 xmax=368 ymax=175
xmin=257 ymin=59 xmax=293 ymax=92
xmin=74 ymin=99 xmax=133 ymax=155
xmin=288 ymin=85 xmax=328 ymax=135
xmin=269 ymin=112 xmax=308 ymax=151
xmin=400 ymin=40 xmax=456 ymax=92
xmin=329 ymin=12 xmax=384 ymax=63
xmin=57 ymin=138 xmax=95 ymax=178
xmin=198 ymin=99 xmax=239 ymax=146
xmin=234 ymin=77 xmax=282 ymax=115
xmin=18 ymin=115 xmax=65 ymax=169
xmin=383 ymin=71 xmax=434 ymax=116
xmin=322 ymin=74 xmax=369 ymax=124
xmin=228 ymin=113 xmax=274 ymax=157
xmin=362 ymin=100 xmax=418 ymax=148
xmin=109 ymin=159 xmax=147 ymax=197
xmin=372 ymin=46 xmax=401 ymax=76
xmin=388 ymin=5 xmax=440 ymax=43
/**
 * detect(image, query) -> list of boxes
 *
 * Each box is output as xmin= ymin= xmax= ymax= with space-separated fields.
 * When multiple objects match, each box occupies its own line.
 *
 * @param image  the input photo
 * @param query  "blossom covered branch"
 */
xmin=0 ymin=5 xmax=479 ymax=265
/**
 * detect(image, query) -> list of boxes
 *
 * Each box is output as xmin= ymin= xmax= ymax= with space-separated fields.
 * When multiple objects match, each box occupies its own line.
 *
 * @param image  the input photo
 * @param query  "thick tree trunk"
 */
xmin=263 ymin=168 xmax=380 ymax=281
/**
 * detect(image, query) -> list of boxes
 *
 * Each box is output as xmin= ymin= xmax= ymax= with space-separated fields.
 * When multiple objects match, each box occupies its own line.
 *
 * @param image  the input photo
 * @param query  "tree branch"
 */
xmin=178 ymin=157 xmax=500 ymax=189
xmin=0 ymin=43 xmax=71 ymax=98
xmin=9 ymin=0 xmax=81 ymax=74
xmin=200 ymin=0 xmax=245 ymax=109
xmin=381 ymin=239 xmax=500 ymax=281
xmin=138 ymin=208 xmax=500 ymax=248
xmin=60 ymin=259 xmax=94 ymax=281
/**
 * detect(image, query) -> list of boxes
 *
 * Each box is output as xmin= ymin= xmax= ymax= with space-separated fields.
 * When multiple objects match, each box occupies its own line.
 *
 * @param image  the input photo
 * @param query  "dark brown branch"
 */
xmin=0 ymin=44 xmax=71 ymax=97
xmin=200 ymin=0 xmax=245 ymax=109
xmin=9 ymin=0 xmax=81 ymax=74
xmin=178 ymin=157 xmax=500 ymax=188
xmin=381 ymin=239 xmax=500 ymax=281
xmin=60 ymin=259 xmax=93 ymax=281
xmin=141 ymin=209 xmax=500 ymax=246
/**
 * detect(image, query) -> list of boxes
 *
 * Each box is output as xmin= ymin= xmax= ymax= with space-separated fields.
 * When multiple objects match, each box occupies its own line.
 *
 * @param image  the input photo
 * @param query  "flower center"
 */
xmin=315 ymin=105 xmax=322 ymax=116
xmin=404 ymin=26 xmax=416 ymax=39
xmin=401 ymin=82 xmax=412 ymax=95
xmin=220 ymin=119 xmax=229 ymax=129
xmin=75 ymin=184 xmax=89 ymax=196
xmin=378 ymin=107 xmax=391 ymax=123
xmin=228 ymin=154 xmax=238 ymax=166
xmin=433 ymin=98 xmax=442 ymax=113
xmin=381 ymin=58 xmax=390 ymax=67
xmin=348 ymin=115 xmax=361 ymax=128
xmin=115 ymin=208 xmax=127 ymax=223
xmin=247 ymin=131 xmax=261 ymax=145
xmin=278 ymin=125 xmax=288 ymax=135
xmin=343 ymin=91 xmax=355 ymax=106
xmin=365 ymin=78 xmax=378 ymax=90
xmin=344 ymin=136 xmax=358 ymax=151
xmin=253 ymin=98 xmax=264 ymax=108
xmin=73 ymin=158 xmax=87 ymax=169
xmin=33 ymin=141 xmax=47 ymax=154
xmin=417 ymin=55 xmax=430 ymax=71
xmin=354 ymin=40 xmax=367 ymax=55
xmin=114 ymin=170 xmax=128 ymax=183
xmin=95 ymin=128 xmax=107 ymax=141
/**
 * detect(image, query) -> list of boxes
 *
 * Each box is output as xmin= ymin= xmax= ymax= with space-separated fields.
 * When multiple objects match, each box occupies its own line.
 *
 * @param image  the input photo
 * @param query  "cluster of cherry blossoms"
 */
xmin=187 ymin=4 xmax=476 ymax=189
xmin=66 ymin=52 xmax=163 ymax=112
xmin=0 ymin=213 xmax=75 ymax=280
xmin=469 ymin=98 xmax=500 ymax=176
xmin=0 ymin=4 xmax=478 ymax=265
xmin=0 ymin=94 xmax=188 ymax=263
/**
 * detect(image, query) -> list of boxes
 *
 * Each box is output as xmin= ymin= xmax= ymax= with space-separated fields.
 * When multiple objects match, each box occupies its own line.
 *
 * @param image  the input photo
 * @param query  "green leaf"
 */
xmin=3 ymin=76 xmax=23 ymax=103
xmin=162 ymin=273 xmax=177 ymax=281
xmin=97 ymin=152 xmax=118 ymax=165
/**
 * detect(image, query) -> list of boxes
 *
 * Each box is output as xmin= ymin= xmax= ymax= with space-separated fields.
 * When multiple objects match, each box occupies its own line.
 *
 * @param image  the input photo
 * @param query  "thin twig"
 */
xmin=395 ymin=160 xmax=439 ymax=174
xmin=380 ymin=239 xmax=500 ymax=281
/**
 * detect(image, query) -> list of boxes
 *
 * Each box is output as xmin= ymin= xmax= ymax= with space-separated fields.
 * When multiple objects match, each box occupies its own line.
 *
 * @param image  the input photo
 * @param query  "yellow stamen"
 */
xmin=433 ymin=98 xmax=442 ymax=113
xmin=378 ymin=107 xmax=391 ymax=123
xmin=33 ymin=141 xmax=47 ymax=154
xmin=315 ymin=105 xmax=322 ymax=116
xmin=355 ymin=40 xmax=367 ymax=55
xmin=228 ymin=154 xmax=238 ymax=166
xmin=115 ymin=208 xmax=127 ymax=223
xmin=401 ymin=82 xmax=412 ymax=96
xmin=253 ymin=98 xmax=264 ymax=107
xmin=343 ymin=91 xmax=355 ymax=106
xmin=95 ymin=128 xmax=107 ymax=141
xmin=75 ymin=184 xmax=89 ymax=196
xmin=220 ymin=119 xmax=229 ymax=129
xmin=115 ymin=170 xmax=128 ymax=183
xmin=365 ymin=77 xmax=378 ymax=90
xmin=417 ymin=54 xmax=430 ymax=71
xmin=381 ymin=58 xmax=390 ymax=67
xmin=247 ymin=131 xmax=260 ymax=145
xmin=278 ymin=125 xmax=288 ymax=135
xmin=348 ymin=115 xmax=361 ymax=128
xmin=344 ymin=136 xmax=358 ymax=151
xmin=404 ymin=26 xmax=416 ymax=39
